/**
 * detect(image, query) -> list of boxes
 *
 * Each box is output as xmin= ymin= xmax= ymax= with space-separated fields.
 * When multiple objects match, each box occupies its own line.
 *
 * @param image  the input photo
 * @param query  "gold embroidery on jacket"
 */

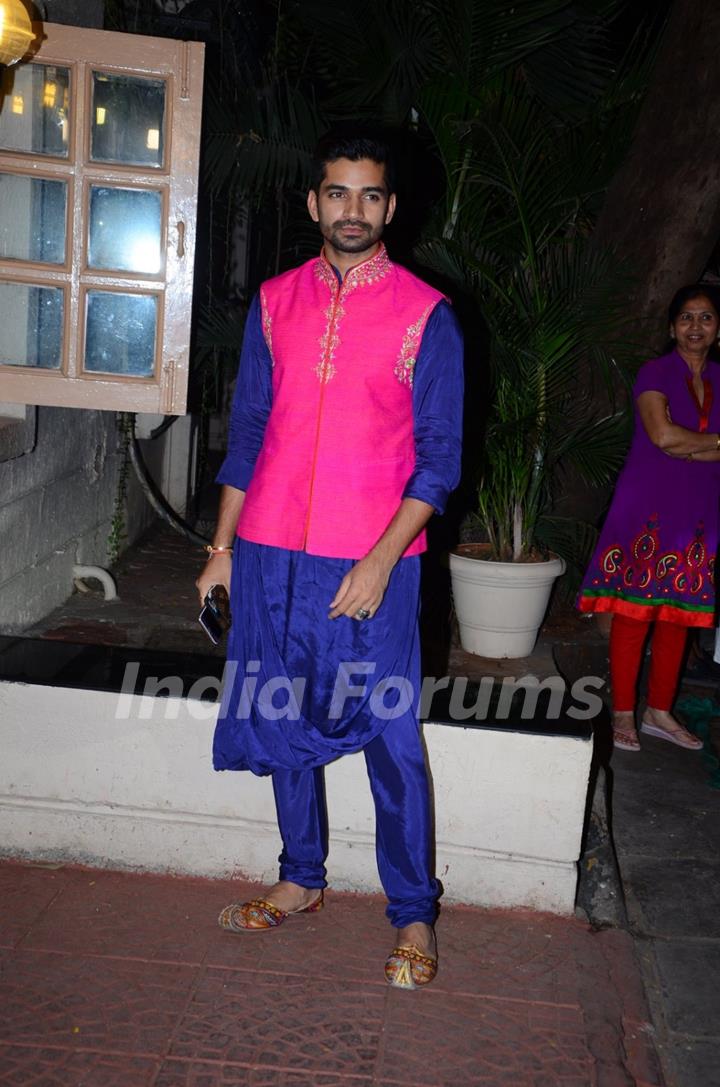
xmin=394 ymin=304 xmax=434 ymax=387
xmin=313 ymin=244 xmax=391 ymax=296
xmin=342 ymin=245 xmax=391 ymax=294
xmin=312 ymin=244 xmax=392 ymax=383
xmin=260 ymin=289 xmax=275 ymax=368
xmin=316 ymin=299 xmax=344 ymax=383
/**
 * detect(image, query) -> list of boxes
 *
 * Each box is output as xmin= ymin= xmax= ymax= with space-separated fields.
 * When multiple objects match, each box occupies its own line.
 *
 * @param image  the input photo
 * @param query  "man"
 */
xmin=196 ymin=130 xmax=463 ymax=989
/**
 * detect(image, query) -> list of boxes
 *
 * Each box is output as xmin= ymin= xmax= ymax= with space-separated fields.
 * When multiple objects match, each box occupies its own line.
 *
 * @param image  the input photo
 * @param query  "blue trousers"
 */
xmin=271 ymin=710 xmax=439 ymax=928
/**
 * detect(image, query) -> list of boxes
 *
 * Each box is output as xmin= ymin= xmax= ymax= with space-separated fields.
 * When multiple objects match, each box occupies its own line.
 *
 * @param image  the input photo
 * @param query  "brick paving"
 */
xmin=0 ymin=861 xmax=662 ymax=1087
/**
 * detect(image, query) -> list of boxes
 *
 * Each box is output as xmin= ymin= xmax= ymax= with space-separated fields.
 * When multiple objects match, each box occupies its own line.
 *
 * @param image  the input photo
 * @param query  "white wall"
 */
xmin=0 ymin=681 xmax=593 ymax=914
xmin=0 ymin=406 xmax=193 ymax=632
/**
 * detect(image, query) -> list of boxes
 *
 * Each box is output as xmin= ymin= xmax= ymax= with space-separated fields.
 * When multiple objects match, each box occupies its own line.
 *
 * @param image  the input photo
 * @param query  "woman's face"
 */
xmin=670 ymin=295 xmax=720 ymax=357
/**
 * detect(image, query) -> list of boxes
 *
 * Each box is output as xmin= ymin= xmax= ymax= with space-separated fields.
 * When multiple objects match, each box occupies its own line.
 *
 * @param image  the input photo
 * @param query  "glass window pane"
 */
xmin=91 ymin=73 xmax=165 ymax=168
xmin=0 ymin=64 xmax=70 ymax=157
xmin=84 ymin=291 xmax=157 ymax=376
xmin=0 ymin=282 xmax=63 ymax=368
xmin=88 ymin=187 xmax=162 ymax=274
xmin=0 ymin=174 xmax=66 ymax=264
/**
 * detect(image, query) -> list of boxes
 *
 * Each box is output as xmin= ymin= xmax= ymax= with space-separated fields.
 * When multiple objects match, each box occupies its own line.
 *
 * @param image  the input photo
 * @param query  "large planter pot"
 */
xmin=449 ymin=543 xmax=566 ymax=659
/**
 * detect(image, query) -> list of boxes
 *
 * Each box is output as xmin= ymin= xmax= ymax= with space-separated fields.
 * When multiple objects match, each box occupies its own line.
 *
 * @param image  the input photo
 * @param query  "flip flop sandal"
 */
xmin=612 ymin=723 xmax=641 ymax=751
xmin=640 ymin=721 xmax=703 ymax=750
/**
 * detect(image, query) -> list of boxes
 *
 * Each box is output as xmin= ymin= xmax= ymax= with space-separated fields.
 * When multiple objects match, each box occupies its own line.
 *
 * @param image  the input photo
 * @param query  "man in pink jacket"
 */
xmin=197 ymin=129 xmax=463 ymax=989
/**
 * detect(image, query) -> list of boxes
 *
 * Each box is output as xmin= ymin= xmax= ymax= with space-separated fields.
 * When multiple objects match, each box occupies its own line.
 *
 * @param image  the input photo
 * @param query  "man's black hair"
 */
xmin=311 ymin=128 xmax=396 ymax=195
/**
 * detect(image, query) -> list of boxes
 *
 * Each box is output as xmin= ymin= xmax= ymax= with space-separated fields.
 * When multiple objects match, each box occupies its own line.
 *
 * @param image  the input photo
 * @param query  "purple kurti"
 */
xmin=578 ymin=350 xmax=720 ymax=627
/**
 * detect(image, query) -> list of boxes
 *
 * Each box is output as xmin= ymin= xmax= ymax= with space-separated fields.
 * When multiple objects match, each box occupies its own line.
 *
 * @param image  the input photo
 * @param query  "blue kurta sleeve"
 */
xmin=215 ymin=293 xmax=273 ymax=491
xmin=402 ymin=300 xmax=464 ymax=514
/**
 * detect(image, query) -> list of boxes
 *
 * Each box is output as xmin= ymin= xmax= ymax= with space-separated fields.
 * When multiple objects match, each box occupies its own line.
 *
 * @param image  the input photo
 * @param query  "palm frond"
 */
xmin=203 ymin=68 xmax=323 ymax=198
xmin=534 ymin=514 xmax=600 ymax=583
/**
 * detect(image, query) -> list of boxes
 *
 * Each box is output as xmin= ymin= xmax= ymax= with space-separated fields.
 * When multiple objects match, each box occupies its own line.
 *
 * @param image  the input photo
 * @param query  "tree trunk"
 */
xmin=595 ymin=0 xmax=720 ymax=351
xmin=562 ymin=0 xmax=720 ymax=532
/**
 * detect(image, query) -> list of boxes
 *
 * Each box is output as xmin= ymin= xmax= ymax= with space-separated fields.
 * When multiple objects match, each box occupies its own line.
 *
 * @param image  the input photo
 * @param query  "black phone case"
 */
xmin=198 ymin=584 xmax=232 ymax=644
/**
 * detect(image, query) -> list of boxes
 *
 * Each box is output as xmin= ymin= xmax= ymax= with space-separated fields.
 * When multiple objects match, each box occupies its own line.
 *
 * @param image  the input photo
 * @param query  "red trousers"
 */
xmin=610 ymin=614 xmax=688 ymax=712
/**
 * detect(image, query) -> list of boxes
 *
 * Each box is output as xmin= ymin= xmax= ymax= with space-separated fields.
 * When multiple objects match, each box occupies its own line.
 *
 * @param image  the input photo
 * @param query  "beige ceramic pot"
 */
xmin=449 ymin=543 xmax=566 ymax=659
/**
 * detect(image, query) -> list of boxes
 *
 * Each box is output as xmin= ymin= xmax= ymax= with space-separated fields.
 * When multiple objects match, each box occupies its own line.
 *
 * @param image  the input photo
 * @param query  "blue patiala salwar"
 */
xmin=213 ymin=541 xmax=437 ymax=925
xmin=214 ymin=540 xmax=421 ymax=774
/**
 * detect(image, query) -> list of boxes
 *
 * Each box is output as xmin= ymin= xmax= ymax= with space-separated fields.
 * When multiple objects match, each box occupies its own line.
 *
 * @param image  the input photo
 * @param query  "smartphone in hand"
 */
xmin=199 ymin=584 xmax=232 ymax=645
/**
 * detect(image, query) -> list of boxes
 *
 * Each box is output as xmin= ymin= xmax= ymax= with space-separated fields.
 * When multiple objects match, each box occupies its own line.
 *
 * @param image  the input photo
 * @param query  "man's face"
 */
xmin=307 ymin=157 xmax=396 ymax=256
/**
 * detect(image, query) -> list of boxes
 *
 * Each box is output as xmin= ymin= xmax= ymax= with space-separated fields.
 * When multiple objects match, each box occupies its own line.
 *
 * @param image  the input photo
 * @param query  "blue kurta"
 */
xmin=212 ymin=294 xmax=464 ymax=776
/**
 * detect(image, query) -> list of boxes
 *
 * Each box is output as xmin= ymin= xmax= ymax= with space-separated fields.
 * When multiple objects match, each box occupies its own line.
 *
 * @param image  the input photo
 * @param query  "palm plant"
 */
xmin=113 ymin=0 xmax=665 ymax=560
xmin=459 ymin=237 xmax=632 ymax=563
xmin=417 ymin=93 xmax=641 ymax=564
xmin=199 ymin=0 xmax=661 ymax=258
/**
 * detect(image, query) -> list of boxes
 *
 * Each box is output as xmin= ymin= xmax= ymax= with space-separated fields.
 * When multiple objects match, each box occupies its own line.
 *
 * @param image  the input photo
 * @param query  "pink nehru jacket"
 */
xmin=236 ymin=245 xmax=444 ymax=559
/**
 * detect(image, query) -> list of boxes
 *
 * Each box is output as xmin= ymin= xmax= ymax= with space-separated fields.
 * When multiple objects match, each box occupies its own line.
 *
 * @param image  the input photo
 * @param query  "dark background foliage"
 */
xmin=105 ymin=0 xmax=674 ymax=576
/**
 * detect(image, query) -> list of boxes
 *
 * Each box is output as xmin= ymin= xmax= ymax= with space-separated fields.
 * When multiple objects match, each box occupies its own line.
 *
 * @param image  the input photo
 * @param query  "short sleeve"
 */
xmin=633 ymin=357 xmax=670 ymax=400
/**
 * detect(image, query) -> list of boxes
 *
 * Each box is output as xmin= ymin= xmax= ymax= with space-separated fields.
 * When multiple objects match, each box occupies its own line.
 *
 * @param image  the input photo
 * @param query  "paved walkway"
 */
xmin=0 ymin=860 xmax=661 ymax=1086
xmin=611 ymin=723 xmax=720 ymax=1087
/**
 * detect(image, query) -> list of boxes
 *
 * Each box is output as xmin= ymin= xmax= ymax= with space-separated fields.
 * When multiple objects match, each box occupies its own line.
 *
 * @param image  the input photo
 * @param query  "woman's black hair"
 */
xmin=311 ymin=127 xmax=396 ymax=195
xmin=668 ymin=283 xmax=720 ymax=323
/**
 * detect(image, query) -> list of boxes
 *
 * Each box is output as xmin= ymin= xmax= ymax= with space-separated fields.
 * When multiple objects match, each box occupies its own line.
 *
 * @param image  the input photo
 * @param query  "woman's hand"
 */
xmin=638 ymin=390 xmax=720 ymax=458
xmin=196 ymin=553 xmax=233 ymax=607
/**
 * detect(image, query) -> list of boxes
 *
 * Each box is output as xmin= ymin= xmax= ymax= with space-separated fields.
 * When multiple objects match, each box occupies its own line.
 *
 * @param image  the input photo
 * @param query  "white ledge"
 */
xmin=0 ymin=680 xmax=593 ymax=914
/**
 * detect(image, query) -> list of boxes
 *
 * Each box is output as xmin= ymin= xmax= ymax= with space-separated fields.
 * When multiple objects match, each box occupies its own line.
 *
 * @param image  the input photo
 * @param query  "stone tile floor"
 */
xmin=610 ymin=732 xmax=720 ymax=1087
xmin=0 ymin=861 xmax=662 ymax=1087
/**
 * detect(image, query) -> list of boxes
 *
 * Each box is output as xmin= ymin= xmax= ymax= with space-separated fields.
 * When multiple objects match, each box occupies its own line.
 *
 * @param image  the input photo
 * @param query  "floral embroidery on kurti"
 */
xmin=394 ymin=305 xmax=434 ymax=387
xmin=581 ymin=515 xmax=715 ymax=620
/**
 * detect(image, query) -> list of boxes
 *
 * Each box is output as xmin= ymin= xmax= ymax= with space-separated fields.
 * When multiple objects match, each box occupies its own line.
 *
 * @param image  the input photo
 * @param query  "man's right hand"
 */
xmin=196 ymin=553 xmax=233 ymax=607
xmin=197 ymin=485 xmax=245 ymax=606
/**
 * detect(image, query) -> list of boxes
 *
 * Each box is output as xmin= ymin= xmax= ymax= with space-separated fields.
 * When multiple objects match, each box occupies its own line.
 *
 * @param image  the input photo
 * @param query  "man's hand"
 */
xmin=196 ymin=553 xmax=233 ymax=607
xmin=328 ymin=553 xmax=391 ymax=620
xmin=196 ymin=486 xmax=245 ymax=607
xmin=328 ymin=498 xmax=435 ymax=621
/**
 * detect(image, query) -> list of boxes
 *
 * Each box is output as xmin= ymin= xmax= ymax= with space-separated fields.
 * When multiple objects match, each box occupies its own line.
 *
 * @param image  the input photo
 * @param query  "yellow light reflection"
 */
xmin=43 ymin=82 xmax=56 ymax=108
xmin=11 ymin=94 xmax=23 ymax=115
xmin=96 ymin=106 xmax=106 ymax=126
xmin=146 ymin=127 xmax=159 ymax=151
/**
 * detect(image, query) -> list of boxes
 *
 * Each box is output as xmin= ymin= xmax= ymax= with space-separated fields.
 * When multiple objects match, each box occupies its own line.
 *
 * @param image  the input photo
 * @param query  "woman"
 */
xmin=579 ymin=284 xmax=720 ymax=751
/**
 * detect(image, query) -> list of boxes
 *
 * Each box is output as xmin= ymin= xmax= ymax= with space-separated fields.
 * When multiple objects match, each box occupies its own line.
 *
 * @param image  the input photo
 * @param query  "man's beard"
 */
xmin=323 ymin=219 xmax=383 ymax=254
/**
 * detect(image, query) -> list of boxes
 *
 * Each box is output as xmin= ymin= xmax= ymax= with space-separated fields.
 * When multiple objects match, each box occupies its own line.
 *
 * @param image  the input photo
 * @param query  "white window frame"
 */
xmin=0 ymin=23 xmax=204 ymax=414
